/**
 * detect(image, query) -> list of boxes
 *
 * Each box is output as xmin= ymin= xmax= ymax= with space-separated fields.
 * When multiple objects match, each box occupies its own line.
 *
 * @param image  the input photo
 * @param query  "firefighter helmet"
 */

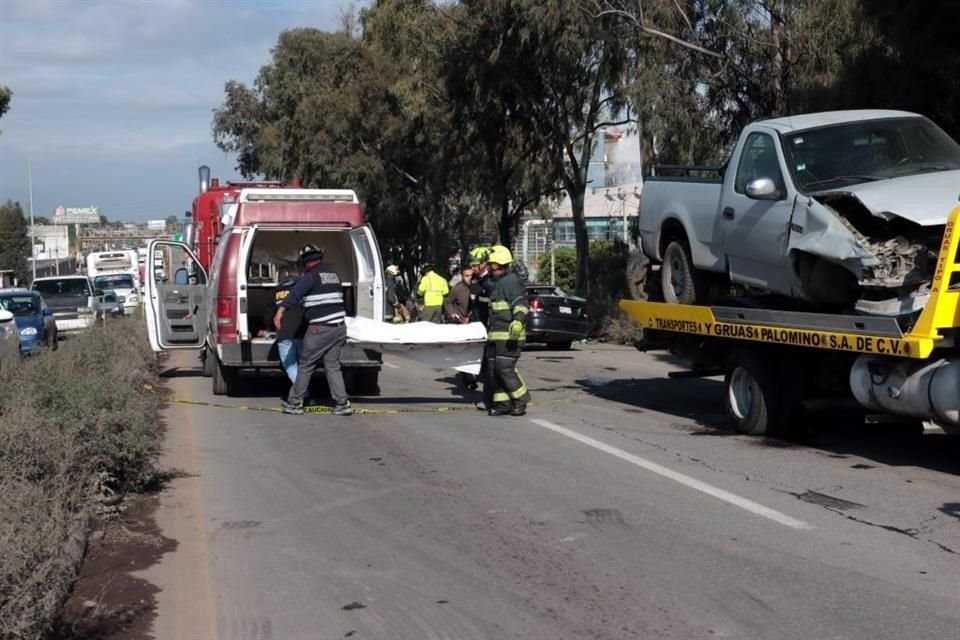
xmin=468 ymin=246 xmax=491 ymax=266
xmin=487 ymin=245 xmax=513 ymax=266
xmin=297 ymin=244 xmax=325 ymax=265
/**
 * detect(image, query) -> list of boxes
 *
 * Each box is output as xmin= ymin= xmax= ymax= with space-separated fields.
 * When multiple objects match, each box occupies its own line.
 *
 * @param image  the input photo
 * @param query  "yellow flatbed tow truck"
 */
xmin=619 ymin=206 xmax=960 ymax=437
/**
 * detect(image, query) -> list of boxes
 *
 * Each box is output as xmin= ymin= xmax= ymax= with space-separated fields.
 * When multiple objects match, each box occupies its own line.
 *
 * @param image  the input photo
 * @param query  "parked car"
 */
xmin=0 ymin=308 xmax=20 ymax=370
xmin=0 ymin=289 xmax=57 ymax=353
xmin=524 ymin=285 xmax=589 ymax=350
xmin=31 ymin=275 xmax=101 ymax=334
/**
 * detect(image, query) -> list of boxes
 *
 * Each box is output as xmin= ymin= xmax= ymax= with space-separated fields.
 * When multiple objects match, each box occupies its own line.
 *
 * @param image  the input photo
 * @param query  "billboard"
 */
xmin=54 ymin=205 xmax=100 ymax=224
xmin=146 ymin=219 xmax=167 ymax=231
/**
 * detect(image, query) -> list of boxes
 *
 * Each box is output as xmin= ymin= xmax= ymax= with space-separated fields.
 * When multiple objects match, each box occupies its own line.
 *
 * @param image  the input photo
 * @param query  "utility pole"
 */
xmin=28 ymin=159 xmax=36 ymax=282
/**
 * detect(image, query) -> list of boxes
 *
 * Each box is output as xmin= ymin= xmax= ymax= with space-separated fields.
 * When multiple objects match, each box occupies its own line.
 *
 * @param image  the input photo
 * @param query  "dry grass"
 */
xmin=0 ymin=319 xmax=163 ymax=640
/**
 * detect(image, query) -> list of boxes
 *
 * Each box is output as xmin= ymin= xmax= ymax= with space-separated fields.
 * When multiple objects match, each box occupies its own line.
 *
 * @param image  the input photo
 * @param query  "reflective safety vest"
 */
xmin=487 ymin=271 xmax=528 ymax=342
xmin=417 ymin=271 xmax=449 ymax=307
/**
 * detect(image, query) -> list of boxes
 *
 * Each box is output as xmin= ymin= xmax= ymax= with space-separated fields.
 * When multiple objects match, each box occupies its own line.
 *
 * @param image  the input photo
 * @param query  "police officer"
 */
xmin=275 ymin=244 xmax=352 ymax=416
xmin=265 ymin=269 xmax=306 ymax=384
xmin=484 ymin=245 xmax=531 ymax=416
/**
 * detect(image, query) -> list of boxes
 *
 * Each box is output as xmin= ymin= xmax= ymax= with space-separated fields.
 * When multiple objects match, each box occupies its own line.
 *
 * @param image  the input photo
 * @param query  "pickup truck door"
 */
xmin=350 ymin=225 xmax=384 ymax=321
xmin=720 ymin=130 xmax=795 ymax=294
xmin=143 ymin=240 xmax=209 ymax=352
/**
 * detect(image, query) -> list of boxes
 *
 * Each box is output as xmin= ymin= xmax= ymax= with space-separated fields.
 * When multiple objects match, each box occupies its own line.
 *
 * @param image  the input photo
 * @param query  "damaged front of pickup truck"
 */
xmin=780 ymin=117 xmax=960 ymax=319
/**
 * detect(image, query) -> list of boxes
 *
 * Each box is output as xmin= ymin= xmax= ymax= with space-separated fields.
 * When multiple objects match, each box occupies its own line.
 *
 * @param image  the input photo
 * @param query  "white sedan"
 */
xmin=0 ymin=309 xmax=21 ymax=371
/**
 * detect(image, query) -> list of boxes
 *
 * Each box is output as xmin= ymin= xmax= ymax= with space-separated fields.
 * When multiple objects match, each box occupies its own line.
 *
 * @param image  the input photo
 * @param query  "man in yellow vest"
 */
xmin=416 ymin=263 xmax=449 ymax=323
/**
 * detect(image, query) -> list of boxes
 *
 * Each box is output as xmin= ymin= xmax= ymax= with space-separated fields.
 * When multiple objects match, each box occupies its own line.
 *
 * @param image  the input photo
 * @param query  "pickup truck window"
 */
xmin=734 ymin=132 xmax=784 ymax=195
xmin=784 ymin=117 xmax=960 ymax=192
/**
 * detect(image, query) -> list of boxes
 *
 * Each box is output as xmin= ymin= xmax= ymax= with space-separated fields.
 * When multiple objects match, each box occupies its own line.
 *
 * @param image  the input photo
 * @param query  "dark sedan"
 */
xmin=524 ymin=285 xmax=589 ymax=350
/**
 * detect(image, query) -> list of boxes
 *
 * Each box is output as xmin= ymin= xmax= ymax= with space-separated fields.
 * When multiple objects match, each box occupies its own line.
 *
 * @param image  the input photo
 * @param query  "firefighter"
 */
xmin=275 ymin=244 xmax=352 ymax=417
xmin=416 ymin=263 xmax=449 ymax=323
xmin=469 ymin=246 xmax=494 ymax=403
xmin=484 ymin=245 xmax=531 ymax=416
xmin=468 ymin=246 xmax=492 ymax=327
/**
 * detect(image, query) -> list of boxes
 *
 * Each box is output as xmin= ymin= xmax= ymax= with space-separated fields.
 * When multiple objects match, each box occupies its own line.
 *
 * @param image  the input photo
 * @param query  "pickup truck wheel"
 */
xmin=661 ymin=241 xmax=700 ymax=304
xmin=626 ymin=250 xmax=653 ymax=300
xmin=212 ymin=356 xmax=237 ymax=396
xmin=724 ymin=350 xmax=783 ymax=437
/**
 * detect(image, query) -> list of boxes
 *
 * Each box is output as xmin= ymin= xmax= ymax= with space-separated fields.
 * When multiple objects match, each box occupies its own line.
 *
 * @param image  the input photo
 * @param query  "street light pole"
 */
xmin=28 ymin=159 xmax=36 ymax=282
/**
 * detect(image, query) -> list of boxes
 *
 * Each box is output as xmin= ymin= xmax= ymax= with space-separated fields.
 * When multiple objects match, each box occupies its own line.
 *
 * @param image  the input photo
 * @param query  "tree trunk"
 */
xmin=498 ymin=198 xmax=513 ymax=249
xmin=570 ymin=189 xmax=590 ymax=297
xmin=770 ymin=0 xmax=786 ymax=115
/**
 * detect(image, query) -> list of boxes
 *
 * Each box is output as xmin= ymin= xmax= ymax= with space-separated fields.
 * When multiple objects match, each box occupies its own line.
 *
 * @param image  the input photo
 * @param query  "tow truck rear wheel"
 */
xmin=724 ymin=349 xmax=792 ymax=437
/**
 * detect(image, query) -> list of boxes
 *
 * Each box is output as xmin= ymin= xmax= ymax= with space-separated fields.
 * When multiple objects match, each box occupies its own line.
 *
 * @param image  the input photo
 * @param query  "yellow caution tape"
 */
xmin=144 ymin=384 xmax=572 ymax=416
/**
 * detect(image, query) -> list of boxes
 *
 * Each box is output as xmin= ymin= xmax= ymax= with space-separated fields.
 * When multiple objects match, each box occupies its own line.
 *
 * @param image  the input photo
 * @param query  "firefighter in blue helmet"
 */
xmin=484 ymin=245 xmax=531 ymax=416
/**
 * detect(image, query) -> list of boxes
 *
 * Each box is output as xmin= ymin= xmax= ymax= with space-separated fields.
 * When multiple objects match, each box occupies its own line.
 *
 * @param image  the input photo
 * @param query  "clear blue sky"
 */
xmin=0 ymin=0 xmax=354 ymax=222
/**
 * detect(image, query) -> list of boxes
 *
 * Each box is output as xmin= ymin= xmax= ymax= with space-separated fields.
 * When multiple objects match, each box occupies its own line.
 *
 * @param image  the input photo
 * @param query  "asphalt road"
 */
xmin=141 ymin=343 xmax=960 ymax=640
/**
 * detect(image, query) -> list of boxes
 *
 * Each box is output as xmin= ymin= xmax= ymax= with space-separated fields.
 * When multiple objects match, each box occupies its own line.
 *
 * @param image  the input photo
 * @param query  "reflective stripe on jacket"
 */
xmin=282 ymin=263 xmax=346 ymax=326
xmin=487 ymin=272 xmax=528 ymax=342
xmin=417 ymin=271 xmax=449 ymax=307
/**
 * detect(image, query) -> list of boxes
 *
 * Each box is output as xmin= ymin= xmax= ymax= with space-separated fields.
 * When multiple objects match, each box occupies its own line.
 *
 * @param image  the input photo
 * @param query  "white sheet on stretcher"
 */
xmin=345 ymin=317 xmax=487 ymax=375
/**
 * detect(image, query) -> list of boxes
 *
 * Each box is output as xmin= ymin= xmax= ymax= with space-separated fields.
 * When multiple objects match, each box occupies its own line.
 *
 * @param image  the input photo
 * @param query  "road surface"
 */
xmin=140 ymin=344 xmax=960 ymax=639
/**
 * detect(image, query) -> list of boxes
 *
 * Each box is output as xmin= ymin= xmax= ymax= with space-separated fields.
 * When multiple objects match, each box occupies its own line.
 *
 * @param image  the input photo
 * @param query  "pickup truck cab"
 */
xmin=31 ymin=275 xmax=103 ymax=334
xmin=638 ymin=110 xmax=960 ymax=316
xmin=144 ymin=188 xmax=384 ymax=396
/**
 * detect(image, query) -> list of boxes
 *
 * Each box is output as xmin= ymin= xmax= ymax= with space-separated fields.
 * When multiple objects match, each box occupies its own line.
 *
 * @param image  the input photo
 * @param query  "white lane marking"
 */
xmin=529 ymin=419 xmax=813 ymax=530
xmin=383 ymin=362 xmax=400 ymax=369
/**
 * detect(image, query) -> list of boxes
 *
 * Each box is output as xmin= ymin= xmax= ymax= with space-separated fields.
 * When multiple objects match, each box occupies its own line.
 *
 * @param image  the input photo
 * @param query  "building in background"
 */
xmin=29 ymin=224 xmax=70 ymax=261
xmin=512 ymin=128 xmax=643 ymax=282
xmin=146 ymin=220 xmax=167 ymax=232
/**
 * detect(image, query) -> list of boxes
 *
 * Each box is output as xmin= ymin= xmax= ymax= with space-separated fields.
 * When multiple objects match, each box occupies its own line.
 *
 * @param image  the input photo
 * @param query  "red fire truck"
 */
xmin=185 ymin=166 xmax=300 ymax=272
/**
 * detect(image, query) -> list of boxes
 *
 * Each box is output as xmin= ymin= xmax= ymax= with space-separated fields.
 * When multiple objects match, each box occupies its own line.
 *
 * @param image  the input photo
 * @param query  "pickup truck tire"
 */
xmin=661 ymin=240 xmax=702 ymax=304
xmin=626 ymin=250 xmax=654 ymax=300
xmin=724 ymin=350 xmax=785 ymax=437
xmin=212 ymin=356 xmax=237 ymax=396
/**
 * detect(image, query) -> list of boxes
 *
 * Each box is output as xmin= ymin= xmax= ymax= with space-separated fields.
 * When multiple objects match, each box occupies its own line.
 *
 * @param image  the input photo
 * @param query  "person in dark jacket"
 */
xmin=444 ymin=266 xmax=474 ymax=324
xmin=266 ymin=269 xmax=306 ymax=383
xmin=445 ymin=265 xmax=478 ymax=390
xmin=385 ymin=264 xmax=410 ymax=323
xmin=274 ymin=244 xmax=352 ymax=416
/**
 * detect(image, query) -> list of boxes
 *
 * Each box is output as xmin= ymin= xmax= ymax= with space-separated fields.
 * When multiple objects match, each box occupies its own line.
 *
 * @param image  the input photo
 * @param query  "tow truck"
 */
xmin=620 ymin=206 xmax=960 ymax=438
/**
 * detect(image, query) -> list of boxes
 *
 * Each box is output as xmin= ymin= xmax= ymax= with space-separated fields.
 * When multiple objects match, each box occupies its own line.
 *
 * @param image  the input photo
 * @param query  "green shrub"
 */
xmin=0 ymin=319 xmax=163 ymax=639
xmin=540 ymin=240 xmax=639 ymax=341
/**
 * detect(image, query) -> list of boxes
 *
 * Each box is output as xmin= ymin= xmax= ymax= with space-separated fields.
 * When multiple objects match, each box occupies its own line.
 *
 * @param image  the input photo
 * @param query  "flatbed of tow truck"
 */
xmin=619 ymin=206 xmax=960 ymax=438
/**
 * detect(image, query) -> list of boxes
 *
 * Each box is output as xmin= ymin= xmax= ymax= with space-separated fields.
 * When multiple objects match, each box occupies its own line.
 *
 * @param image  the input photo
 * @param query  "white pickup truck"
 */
xmin=637 ymin=109 xmax=960 ymax=316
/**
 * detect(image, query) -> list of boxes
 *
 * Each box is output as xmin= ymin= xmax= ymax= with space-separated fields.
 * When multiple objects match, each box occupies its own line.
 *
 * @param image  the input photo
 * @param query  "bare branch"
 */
xmin=595 ymin=8 xmax=724 ymax=58
xmin=671 ymin=0 xmax=694 ymax=34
